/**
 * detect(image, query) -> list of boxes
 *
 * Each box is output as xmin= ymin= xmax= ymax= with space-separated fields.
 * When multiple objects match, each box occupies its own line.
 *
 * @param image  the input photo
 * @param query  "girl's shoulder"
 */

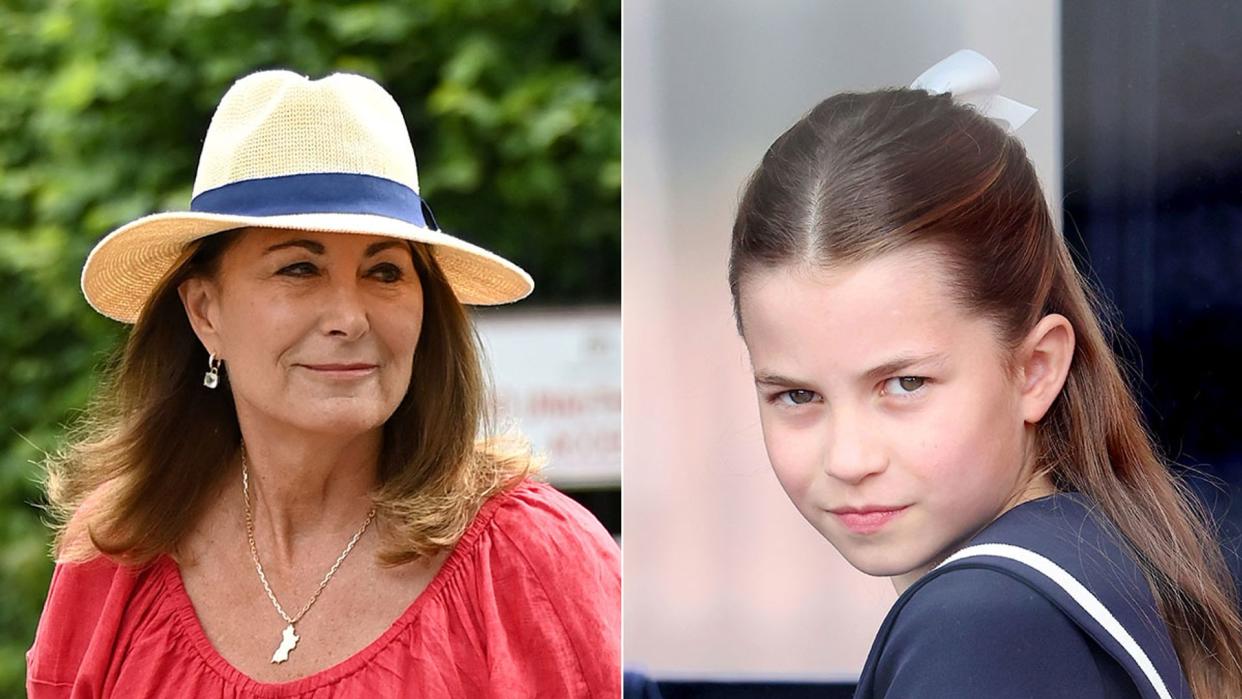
xmin=860 ymin=565 xmax=1137 ymax=697
xmin=855 ymin=493 xmax=1190 ymax=699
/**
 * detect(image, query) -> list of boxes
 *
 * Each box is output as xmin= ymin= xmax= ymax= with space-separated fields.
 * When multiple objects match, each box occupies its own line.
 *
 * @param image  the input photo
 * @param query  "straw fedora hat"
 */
xmin=81 ymin=69 xmax=534 ymax=324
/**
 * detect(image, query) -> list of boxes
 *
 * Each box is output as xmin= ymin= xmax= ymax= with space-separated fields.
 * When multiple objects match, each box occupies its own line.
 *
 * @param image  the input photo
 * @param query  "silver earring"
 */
xmin=204 ymin=353 xmax=222 ymax=389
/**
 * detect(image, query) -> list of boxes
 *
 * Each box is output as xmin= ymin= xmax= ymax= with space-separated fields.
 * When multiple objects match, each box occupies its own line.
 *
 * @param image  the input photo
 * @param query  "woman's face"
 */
xmin=180 ymin=227 xmax=424 ymax=438
xmin=739 ymin=248 xmax=1056 ymax=585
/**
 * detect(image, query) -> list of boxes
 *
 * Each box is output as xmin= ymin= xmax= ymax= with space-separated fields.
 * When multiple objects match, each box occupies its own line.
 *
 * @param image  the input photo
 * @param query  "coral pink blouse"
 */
xmin=26 ymin=480 xmax=621 ymax=698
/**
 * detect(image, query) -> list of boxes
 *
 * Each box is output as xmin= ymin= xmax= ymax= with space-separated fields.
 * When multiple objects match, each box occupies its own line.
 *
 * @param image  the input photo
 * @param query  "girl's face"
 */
xmin=180 ymin=227 xmax=424 ymax=438
xmin=739 ymin=248 xmax=1063 ymax=587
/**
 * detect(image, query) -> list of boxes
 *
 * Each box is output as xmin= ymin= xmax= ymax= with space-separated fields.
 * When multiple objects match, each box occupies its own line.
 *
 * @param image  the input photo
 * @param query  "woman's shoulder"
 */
xmin=488 ymin=478 xmax=610 ymax=529
xmin=51 ymin=480 xmax=114 ymax=561
xmin=443 ymin=478 xmax=620 ymax=697
xmin=862 ymin=566 xmax=1138 ymax=697
xmin=472 ymin=478 xmax=619 ymax=574
xmin=443 ymin=477 xmax=620 ymax=598
xmin=33 ymin=554 xmax=130 ymax=633
xmin=27 ymin=553 xmax=173 ymax=692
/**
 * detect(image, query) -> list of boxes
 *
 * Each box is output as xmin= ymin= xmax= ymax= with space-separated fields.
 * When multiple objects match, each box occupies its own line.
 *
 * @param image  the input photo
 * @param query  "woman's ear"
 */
xmin=1017 ymin=313 xmax=1075 ymax=424
xmin=178 ymin=276 xmax=224 ymax=356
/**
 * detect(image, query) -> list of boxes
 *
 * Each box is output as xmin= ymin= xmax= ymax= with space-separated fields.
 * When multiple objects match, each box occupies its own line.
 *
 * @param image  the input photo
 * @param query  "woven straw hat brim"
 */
xmin=81 ymin=211 xmax=534 ymax=324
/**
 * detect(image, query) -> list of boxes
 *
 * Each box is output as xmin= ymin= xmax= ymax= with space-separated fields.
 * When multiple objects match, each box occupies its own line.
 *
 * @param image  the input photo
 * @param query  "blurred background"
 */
xmin=623 ymin=0 xmax=1242 ymax=696
xmin=0 ymin=1 xmax=618 ymax=694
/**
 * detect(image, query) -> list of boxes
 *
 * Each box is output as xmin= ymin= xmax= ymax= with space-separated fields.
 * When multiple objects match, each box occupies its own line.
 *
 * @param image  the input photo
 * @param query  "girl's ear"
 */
xmin=1017 ymin=313 xmax=1075 ymax=424
xmin=178 ymin=276 xmax=224 ymax=357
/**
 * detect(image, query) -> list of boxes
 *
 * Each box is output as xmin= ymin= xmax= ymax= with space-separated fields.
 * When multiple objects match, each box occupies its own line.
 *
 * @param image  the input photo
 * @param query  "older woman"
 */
xmin=26 ymin=70 xmax=620 ymax=697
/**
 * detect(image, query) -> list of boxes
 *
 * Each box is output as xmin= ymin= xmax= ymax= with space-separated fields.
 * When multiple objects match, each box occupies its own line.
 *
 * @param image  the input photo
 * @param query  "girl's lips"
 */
xmin=830 ymin=506 xmax=909 ymax=535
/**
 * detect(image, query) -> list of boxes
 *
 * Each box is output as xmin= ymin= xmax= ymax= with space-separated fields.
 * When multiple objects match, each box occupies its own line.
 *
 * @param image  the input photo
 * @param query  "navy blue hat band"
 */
xmin=190 ymin=172 xmax=438 ymax=230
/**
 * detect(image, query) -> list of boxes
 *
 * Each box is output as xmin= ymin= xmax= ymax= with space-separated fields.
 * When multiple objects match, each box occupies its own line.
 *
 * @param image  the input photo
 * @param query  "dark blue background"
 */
xmin=1063 ymin=0 xmax=1242 ymax=586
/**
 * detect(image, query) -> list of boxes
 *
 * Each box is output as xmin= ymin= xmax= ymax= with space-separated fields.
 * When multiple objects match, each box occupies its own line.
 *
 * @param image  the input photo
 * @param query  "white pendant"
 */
xmin=271 ymin=623 xmax=299 ymax=663
xmin=203 ymin=371 xmax=219 ymax=389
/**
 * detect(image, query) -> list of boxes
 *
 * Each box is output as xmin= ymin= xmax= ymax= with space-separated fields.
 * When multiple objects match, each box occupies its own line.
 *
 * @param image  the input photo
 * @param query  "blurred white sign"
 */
xmin=474 ymin=307 xmax=621 ymax=488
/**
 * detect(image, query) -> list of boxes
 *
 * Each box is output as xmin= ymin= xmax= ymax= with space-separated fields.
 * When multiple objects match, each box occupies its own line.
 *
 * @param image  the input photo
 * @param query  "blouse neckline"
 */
xmin=153 ymin=483 xmax=522 ymax=696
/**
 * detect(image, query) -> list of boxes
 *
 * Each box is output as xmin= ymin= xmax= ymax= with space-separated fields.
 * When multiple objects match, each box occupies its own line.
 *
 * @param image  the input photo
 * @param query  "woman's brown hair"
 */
xmin=730 ymin=89 xmax=1242 ymax=696
xmin=46 ymin=228 xmax=536 ymax=567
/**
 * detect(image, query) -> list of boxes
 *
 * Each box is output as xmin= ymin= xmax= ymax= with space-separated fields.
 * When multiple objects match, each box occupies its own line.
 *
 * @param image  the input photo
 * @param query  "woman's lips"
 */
xmin=297 ymin=363 xmax=379 ymax=379
xmin=830 ymin=505 xmax=909 ymax=534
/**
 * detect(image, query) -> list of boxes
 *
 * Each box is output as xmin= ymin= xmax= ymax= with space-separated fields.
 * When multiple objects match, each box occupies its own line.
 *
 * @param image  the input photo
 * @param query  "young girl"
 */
xmin=728 ymin=80 xmax=1242 ymax=696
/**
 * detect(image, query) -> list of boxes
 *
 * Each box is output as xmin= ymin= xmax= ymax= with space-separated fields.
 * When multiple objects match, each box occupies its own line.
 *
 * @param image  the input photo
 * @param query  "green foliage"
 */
xmin=0 ymin=0 xmax=618 ymax=692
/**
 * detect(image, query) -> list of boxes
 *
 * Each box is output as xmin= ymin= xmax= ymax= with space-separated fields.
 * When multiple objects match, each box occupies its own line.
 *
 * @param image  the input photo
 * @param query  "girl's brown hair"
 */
xmin=730 ymin=89 xmax=1242 ymax=696
xmin=46 ymin=229 xmax=535 ymax=567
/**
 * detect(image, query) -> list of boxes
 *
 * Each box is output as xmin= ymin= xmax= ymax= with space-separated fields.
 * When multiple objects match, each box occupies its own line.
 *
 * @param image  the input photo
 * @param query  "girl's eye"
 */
xmin=278 ymin=261 xmax=318 ymax=277
xmin=369 ymin=263 xmax=405 ymax=283
xmin=776 ymin=389 xmax=819 ymax=406
xmin=884 ymin=376 xmax=927 ymax=396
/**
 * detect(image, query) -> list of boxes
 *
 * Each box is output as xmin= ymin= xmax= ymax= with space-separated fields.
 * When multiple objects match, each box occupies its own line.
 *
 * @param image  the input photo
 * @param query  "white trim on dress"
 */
xmin=939 ymin=543 xmax=1171 ymax=699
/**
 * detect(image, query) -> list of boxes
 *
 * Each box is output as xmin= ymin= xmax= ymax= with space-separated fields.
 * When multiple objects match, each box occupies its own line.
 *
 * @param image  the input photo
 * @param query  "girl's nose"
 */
xmin=821 ymin=408 xmax=888 ymax=485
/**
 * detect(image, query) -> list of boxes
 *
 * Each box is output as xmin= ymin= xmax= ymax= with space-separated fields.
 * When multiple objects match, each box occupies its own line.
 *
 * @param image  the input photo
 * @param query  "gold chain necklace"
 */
xmin=241 ymin=447 xmax=377 ymax=664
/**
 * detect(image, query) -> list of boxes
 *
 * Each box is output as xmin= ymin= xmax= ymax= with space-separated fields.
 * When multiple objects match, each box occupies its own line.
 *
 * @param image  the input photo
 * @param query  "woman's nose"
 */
xmin=320 ymin=279 xmax=370 ymax=339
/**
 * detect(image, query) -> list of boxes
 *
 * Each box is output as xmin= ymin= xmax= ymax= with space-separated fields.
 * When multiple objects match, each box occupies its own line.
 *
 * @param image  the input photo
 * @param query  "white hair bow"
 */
xmin=910 ymin=49 xmax=1037 ymax=132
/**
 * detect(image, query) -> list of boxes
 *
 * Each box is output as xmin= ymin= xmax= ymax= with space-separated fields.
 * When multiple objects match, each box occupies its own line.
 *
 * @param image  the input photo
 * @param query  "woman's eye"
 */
xmin=777 ymin=389 xmax=818 ymax=406
xmin=278 ymin=261 xmax=318 ymax=277
xmin=369 ymin=263 xmax=405 ymax=283
xmin=884 ymin=376 xmax=927 ymax=396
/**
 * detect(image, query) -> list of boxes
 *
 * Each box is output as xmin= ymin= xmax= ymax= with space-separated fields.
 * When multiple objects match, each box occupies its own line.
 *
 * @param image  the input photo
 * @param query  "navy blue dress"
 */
xmin=854 ymin=493 xmax=1191 ymax=698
